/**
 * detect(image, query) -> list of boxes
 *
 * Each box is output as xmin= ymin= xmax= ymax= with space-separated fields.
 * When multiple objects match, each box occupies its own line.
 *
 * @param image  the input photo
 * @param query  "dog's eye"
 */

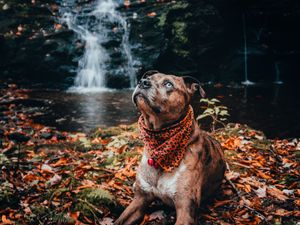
xmin=164 ymin=82 xmax=173 ymax=89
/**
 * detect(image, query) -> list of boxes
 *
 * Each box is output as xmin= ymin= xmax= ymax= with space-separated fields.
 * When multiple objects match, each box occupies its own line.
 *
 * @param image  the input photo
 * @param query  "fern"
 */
xmin=78 ymin=188 xmax=115 ymax=205
xmin=52 ymin=212 xmax=74 ymax=224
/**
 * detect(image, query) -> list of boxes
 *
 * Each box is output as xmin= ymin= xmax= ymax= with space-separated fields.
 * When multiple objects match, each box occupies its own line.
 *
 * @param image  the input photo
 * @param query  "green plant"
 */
xmin=197 ymin=98 xmax=230 ymax=131
xmin=75 ymin=188 xmax=115 ymax=223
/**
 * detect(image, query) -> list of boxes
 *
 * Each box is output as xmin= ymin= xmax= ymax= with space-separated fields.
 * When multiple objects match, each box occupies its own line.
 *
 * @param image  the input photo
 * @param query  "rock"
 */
xmin=7 ymin=132 xmax=30 ymax=143
xmin=2 ymin=4 xmax=10 ymax=10
xmin=0 ymin=116 xmax=9 ymax=122
xmin=0 ymin=106 xmax=8 ymax=112
xmin=55 ymin=132 xmax=66 ymax=140
xmin=0 ymin=0 xmax=300 ymax=87
xmin=40 ymin=132 xmax=52 ymax=139
xmin=0 ymin=129 xmax=4 ymax=137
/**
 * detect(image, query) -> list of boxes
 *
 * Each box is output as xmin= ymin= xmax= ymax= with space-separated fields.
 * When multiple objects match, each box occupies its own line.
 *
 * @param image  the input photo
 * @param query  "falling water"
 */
xmin=274 ymin=62 xmax=283 ymax=84
xmin=241 ymin=14 xmax=255 ymax=86
xmin=60 ymin=0 xmax=137 ymax=92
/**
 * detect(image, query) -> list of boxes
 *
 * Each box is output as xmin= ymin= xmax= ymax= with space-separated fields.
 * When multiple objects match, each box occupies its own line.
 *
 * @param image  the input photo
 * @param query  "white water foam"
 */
xmin=61 ymin=0 xmax=137 ymax=92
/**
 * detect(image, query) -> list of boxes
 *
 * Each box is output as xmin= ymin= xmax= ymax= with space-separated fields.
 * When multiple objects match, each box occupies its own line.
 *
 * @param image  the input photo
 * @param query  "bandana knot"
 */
xmin=138 ymin=106 xmax=194 ymax=172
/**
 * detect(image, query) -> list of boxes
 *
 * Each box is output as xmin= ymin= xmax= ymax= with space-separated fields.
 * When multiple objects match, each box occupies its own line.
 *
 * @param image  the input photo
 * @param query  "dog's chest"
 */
xmin=136 ymin=154 xmax=186 ymax=203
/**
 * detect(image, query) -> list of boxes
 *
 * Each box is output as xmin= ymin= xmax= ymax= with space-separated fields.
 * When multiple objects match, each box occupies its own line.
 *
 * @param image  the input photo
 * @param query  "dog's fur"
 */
xmin=115 ymin=71 xmax=225 ymax=225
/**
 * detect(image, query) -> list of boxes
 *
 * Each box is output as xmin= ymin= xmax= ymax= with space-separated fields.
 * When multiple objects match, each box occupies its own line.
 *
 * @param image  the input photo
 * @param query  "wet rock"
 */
xmin=0 ymin=116 xmax=9 ymax=122
xmin=7 ymin=132 xmax=30 ymax=143
xmin=2 ymin=4 xmax=10 ymax=11
xmin=40 ymin=132 xmax=52 ymax=140
xmin=0 ymin=106 xmax=7 ymax=112
xmin=1 ymin=0 xmax=300 ymax=87
xmin=55 ymin=132 xmax=66 ymax=140
xmin=106 ymin=74 xmax=130 ymax=89
xmin=0 ymin=129 xmax=4 ymax=137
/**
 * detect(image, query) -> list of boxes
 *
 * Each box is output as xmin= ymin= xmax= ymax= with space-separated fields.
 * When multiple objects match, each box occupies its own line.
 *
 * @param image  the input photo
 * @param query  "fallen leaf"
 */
xmin=47 ymin=174 xmax=62 ymax=187
xmin=254 ymin=186 xmax=267 ymax=198
xmin=267 ymin=186 xmax=288 ymax=201
xmin=1 ymin=215 xmax=13 ymax=225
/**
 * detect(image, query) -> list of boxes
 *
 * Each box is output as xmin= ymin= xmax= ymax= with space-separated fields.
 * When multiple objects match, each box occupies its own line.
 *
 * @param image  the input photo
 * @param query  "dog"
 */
xmin=115 ymin=71 xmax=225 ymax=225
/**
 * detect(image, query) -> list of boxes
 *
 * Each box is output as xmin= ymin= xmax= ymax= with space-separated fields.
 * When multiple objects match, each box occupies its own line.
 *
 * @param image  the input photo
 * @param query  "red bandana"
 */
xmin=138 ymin=106 xmax=194 ymax=172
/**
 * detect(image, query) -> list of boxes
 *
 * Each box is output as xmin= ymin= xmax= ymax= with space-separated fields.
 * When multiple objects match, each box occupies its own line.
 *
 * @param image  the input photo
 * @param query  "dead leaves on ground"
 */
xmin=212 ymin=123 xmax=300 ymax=224
xmin=0 ymin=85 xmax=299 ymax=224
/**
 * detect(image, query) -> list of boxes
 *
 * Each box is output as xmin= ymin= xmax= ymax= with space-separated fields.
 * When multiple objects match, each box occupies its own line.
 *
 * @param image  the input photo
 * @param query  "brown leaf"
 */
xmin=214 ymin=200 xmax=232 ymax=208
xmin=273 ymin=209 xmax=292 ymax=216
xmin=267 ymin=187 xmax=288 ymax=201
xmin=140 ymin=214 xmax=150 ymax=225
xmin=256 ymin=170 xmax=272 ymax=179
xmin=1 ymin=215 xmax=13 ymax=225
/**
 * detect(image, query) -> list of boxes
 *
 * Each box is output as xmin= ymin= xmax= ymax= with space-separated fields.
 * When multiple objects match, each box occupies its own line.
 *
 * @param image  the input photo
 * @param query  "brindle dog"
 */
xmin=115 ymin=71 xmax=225 ymax=225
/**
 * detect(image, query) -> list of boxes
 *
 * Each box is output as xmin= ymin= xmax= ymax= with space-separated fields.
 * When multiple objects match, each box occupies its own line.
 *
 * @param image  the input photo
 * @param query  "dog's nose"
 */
xmin=139 ymin=79 xmax=151 ymax=89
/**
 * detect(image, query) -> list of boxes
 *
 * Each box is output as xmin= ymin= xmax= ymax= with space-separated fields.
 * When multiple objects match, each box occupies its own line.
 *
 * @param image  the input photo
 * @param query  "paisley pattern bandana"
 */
xmin=138 ymin=106 xmax=194 ymax=172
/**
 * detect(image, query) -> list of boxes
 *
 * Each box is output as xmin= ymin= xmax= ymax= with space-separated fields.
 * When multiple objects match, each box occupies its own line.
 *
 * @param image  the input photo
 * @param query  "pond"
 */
xmin=27 ymin=82 xmax=300 ymax=139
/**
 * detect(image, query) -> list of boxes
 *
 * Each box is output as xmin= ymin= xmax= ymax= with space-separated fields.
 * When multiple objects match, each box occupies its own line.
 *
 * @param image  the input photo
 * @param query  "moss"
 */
xmin=170 ymin=21 xmax=189 ymax=57
xmin=170 ymin=2 xmax=189 ymax=10
xmin=157 ymin=12 xmax=167 ymax=27
xmin=0 ymin=153 xmax=9 ymax=166
xmin=172 ymin=21 xmax=188 ymax=44
xmin=173 ymin=48 xmax=190 ymax=57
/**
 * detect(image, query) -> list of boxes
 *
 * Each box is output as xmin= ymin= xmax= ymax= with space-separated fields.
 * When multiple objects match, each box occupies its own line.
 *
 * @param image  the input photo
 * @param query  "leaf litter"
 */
xmin=0 ymin=84 xmax=299 ymax=224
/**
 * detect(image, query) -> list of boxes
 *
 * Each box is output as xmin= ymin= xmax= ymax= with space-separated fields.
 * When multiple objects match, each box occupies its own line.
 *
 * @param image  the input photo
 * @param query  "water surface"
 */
xmin=28 ymin=83 xmax=300 ymax=139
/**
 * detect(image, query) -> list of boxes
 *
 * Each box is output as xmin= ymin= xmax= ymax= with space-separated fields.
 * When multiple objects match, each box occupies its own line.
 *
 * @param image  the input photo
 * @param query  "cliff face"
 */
xmin=129 ymin=0 xmax=300 ymax=83
xmin=0 ymin=0 xmax=299 ymax=88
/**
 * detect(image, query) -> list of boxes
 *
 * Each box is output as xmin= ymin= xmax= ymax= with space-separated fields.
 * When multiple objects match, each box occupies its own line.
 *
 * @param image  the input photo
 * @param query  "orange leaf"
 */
xmin=256 ymin=170 xmax=272 ymax=179
xmin=51 ymin=158 xmax=68 ymax=167
xmin=294 ymin=199 xmax=300 ymax=206
xmin=139 ymin=214 xmax=149 ymax=225
xmin=147 ymin=12 xmax=157 ymax=17
xmin=23 ymin=173 xmax=44 ymax=182
xmin=1 ymin=215 xmax=13 ymax=225
xmin=273 ymin=209 xmax=292 ymax=216
xmin=244 ymin=184 xmax=251 ymax=193
xmin=214 ymin=199 xmax=232 ymax=207
xmin=69 ymin=211 xmax=80 ymax=220
xmin=267 ymin=187 xmax=288 ymax=201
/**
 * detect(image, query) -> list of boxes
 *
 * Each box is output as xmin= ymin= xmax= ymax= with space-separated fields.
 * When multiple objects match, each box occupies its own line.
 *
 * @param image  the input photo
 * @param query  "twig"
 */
xmin=78 ymin=198 xmax=103 ymax=215
xmin=225 ymin=162 xmax=271 ymax=224
xmin=231 ymin=161 xmax=253 ymax=169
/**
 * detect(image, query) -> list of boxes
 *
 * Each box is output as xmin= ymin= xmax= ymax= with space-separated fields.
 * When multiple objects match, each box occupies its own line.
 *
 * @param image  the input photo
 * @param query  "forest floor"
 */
xmin=0 ymin=84 xmax=299 ymax=225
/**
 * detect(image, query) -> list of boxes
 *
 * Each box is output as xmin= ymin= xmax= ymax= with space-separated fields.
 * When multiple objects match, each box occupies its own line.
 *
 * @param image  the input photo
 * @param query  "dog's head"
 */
xmin=132 ymin=70 xmax=205 ymax=130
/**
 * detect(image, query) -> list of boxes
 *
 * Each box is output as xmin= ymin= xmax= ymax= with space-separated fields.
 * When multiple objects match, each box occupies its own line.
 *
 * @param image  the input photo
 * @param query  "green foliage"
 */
xmin=77 ymin=187 xmax=115 ymax=206
xmin=197 ymin=98 xmax=230 ymax=131
xmin=75 ymin=188 xmax=115 ymax=222
xmin=0 ymin=153 xmax=10 ymax=166
xmin=0 ymin=181 xmax=15 ymax=204
xmin=26 ymin=204 xmax=75 ymax=225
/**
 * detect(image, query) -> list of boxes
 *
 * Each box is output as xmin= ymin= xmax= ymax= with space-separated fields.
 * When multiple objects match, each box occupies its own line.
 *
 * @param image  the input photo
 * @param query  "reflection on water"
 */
xmin=30 ymin=89 xmax=138 ymax=132
xmin=28 ymin=84 xmax=300 ymax=138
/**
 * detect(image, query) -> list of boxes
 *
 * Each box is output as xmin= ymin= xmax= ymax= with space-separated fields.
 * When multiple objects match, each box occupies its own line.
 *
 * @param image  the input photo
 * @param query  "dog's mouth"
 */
xmin=132 ymin=91 xmax=161 ymax=114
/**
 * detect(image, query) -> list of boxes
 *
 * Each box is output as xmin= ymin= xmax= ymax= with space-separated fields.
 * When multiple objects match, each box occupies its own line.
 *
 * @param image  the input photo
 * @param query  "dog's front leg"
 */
xmin=174 ymin=197 xmax=199 ymax=225
xmin=115 ymin=192 xmax=152 ymax=225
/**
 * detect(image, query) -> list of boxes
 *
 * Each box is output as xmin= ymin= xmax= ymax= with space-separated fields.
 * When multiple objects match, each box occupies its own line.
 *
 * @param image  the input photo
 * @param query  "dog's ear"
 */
xmin=183 ymin=76 xmax=206 ymax=98
xmin=141 ymin=70 xmax=159 ymax=79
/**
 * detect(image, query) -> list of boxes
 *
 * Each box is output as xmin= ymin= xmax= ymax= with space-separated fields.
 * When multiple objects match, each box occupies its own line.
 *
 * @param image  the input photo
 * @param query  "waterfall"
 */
xmin=241 ymin=14 xmax=255 ymax=86
xmin=274 ymin=62 xmax=283 ymax=84
xmin=60 ymin=0 xmax=137 ymax=92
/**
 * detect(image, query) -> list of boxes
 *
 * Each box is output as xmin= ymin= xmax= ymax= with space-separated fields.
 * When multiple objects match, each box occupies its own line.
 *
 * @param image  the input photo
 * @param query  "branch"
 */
xmin=225 ymin=163 xmax=270 ymax=224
